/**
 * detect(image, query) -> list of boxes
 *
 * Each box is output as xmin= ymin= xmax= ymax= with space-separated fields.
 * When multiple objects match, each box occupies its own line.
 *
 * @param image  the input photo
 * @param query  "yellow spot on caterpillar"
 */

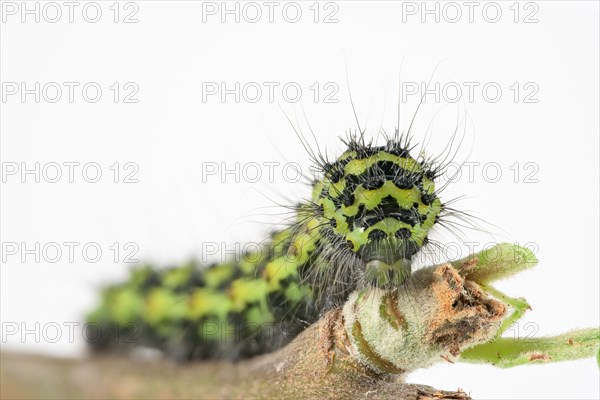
xmin=204 ymin=263 xmax=236 ymax=288
xmin=230 ymin=279 xmax=269 ymax=312
xmin=106 ymin=287 xmax=143 ymax=325
xmin=285 ymin=282 xmax=311 ymax=303
xmin=143 ymin=288 xmax=186 ymax=327
xmin=162 ymin=264 xmax=193 ymax=289
xmin=187 ymin=288 xmax=232 ymax=320
xmin=344 ymin=153 xmax=423 ymax=176
xmin=339 ymin=182 xmax=423 ymax=215
xmin=264 ymin=258 xmax=296 ymax=291
xmin=245 ymin=305 xmax=274 ymax=325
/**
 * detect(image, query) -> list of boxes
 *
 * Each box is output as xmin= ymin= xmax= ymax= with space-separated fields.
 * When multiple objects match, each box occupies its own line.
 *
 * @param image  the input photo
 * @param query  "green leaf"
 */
xmin=452 ymin=243 xmax=538 ymax=285
xmin=460 ymin=328 xmax=600 ymax=368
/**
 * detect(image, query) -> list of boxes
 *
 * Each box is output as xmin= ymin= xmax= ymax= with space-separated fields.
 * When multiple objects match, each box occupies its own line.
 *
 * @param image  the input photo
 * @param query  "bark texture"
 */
xmin=2 ymin=263 xmax=504 ymax=399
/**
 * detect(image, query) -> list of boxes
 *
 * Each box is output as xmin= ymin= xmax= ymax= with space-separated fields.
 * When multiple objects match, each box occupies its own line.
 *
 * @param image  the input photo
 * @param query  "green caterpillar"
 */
xmin=88 ymin=132 xmax=448 ymax=361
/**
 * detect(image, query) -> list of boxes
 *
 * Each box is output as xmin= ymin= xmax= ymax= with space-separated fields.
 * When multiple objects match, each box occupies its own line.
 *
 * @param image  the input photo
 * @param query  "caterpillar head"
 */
xmin=310 ymin=134 xmax=443 ymax=290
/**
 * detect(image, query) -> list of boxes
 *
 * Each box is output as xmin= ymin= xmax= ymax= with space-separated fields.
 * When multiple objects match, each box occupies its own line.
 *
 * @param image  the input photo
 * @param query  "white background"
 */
xmin=1 ymin=1 xmax=599 ymax=399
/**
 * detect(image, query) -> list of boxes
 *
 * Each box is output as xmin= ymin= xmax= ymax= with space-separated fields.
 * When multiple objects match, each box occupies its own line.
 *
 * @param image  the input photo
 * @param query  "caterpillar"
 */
xmin=87 ymin=130 xmax=459 ymax=361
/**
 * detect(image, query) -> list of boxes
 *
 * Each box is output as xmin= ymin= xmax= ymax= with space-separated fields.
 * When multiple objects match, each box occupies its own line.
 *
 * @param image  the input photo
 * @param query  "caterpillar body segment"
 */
xmin=88 ymin=225 xmax=319 ymax=361
xmin=88 ymin=134 xmax=446 ymax=360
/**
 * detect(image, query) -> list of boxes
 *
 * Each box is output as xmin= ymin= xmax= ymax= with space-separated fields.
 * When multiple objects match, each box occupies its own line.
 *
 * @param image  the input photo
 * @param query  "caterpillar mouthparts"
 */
xmin=364 ymin=258 xmax=412 ymax=289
